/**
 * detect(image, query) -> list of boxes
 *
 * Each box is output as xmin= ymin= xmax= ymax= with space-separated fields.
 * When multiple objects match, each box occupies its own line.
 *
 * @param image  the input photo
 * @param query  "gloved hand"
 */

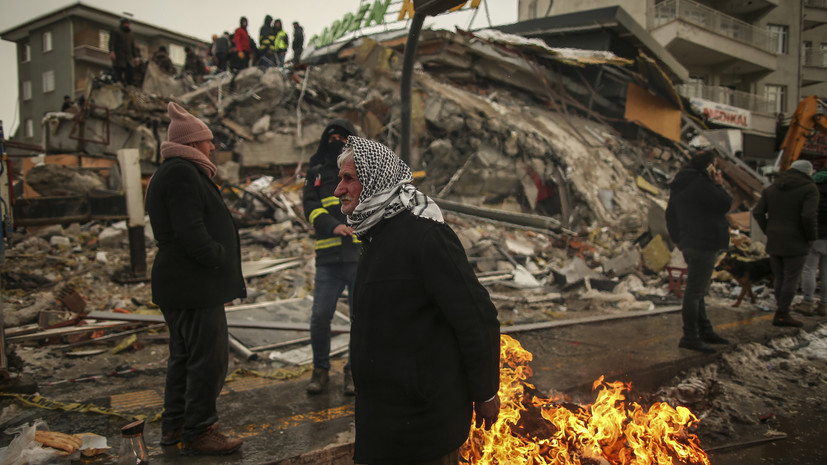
xmin=238 ymin=51 xmax=244 ymax=59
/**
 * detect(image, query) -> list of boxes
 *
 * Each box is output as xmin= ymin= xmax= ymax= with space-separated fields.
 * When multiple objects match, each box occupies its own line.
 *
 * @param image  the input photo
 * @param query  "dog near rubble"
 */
xmin=714 ymin=251 xmax=773 ymax=307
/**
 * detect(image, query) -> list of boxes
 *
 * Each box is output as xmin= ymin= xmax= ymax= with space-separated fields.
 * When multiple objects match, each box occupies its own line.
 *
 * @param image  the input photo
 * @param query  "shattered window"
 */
xmin=169 ymin=43 xmax=185 ymax=66
xmin=42 ymin=31 xmax=52 ymax=53
xmin=42 ymin=70 xmax=55 ymax=93
xmin=98 ymin=30 xmax=110 ymax=50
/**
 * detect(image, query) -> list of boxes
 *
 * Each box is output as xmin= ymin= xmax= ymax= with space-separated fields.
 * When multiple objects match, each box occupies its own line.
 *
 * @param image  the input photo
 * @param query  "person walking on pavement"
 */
xmin=795 ymin=167 xmax=827 ymax=317
xmin=108 ymin=18 xmax=140 ymax=85
xmin=334 ymin=136 xmax=500 ymax=465
xmin=753 ymin=159 xmax=819 ymax=327
xmin=666 ymin=149 xmax=733 ymax=353
xmin=233 ymin=17 xmax=252 ymax=70
xmin=145 ymin=102 xmax=246 ymax=456
xmin=303 ymin=120 xmax=359 ymax=395
xmin=292 ymin=21 xmax=304 ymax=66
xmin=273 ymin=19 xmax=289 ymax=68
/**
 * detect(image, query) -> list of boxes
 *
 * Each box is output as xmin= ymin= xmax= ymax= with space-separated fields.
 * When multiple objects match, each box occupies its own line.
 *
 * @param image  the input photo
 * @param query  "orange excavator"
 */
xmin=775 ymin=94 xmax=827 ymax=172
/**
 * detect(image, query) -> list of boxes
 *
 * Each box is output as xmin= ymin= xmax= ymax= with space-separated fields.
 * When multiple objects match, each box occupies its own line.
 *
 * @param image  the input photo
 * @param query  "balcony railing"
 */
xmin=677 ymin=83 xmax=774 ymax=114
xmin=804 ymin=0 xmax=827 ymax=9
xmin=653 ymin=0 xmax=777 ymax=54
xmin=804 ymin=50 xmax=827 ymax=67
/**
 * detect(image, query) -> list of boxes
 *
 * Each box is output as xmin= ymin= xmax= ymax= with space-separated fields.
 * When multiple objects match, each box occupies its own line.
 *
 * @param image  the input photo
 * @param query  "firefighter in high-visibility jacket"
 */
xmin=302 ymin=119 xmax=360 ymax=395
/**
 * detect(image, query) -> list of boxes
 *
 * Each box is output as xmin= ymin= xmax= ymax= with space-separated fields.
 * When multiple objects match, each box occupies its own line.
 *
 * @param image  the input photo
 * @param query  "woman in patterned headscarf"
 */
xmin=334 ymin=136 xmax=501 ymax=465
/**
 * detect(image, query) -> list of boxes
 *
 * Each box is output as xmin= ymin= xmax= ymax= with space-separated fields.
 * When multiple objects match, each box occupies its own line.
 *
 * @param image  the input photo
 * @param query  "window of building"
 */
xmin=169 ymin=43 xmax=186 ymax=66
xmin=765 ymin=84 xmax=787 ymax=114
xmin=25 ymin=119 xmax=34 ymax=139
xmin=21 ymin=43 xmax=30 ymax=62
xmin=822 ymin=43 xmax=827 ymax=67
xmin=22 ymin=81 xmax=32 ymax=101
xmin=804 ymin=41 xmax=812 ymax=65
xmin=42 ymin=31 xmax=53 ymax=52
xmin=99 ymin=30 xmax=110 ymax=50
xmin=42 ymin=70 xmax=55 ymax=93
xmin=767 ymin=24 xmax=788 ymax=54
xmin=136 ymin=42 xmax=149 ymax=61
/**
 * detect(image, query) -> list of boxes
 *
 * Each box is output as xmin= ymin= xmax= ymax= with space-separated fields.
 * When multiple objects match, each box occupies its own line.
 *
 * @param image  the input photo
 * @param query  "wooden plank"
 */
xmin=85 ymin=311 xmax=350 ymax=333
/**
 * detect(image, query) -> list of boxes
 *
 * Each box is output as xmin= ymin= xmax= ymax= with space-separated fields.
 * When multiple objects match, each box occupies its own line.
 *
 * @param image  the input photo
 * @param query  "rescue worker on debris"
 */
xmin=145 ymin=102 xmax=246 ymax=456
xmin=233 ymin=17 xmax=252 ymax=70
xmin=258 ymin=15 xmax=276 ymax=68
xmin=753 ymin=159 xmax=819 ymax=328
xmin=273 ymin=18 xmax=289 ymax=68
xmin=108 ymin=17 xmax=140 ymax=85
xmin=303 ymin=119 xmax=359 ymax=395
xmin=665 ymin=149 xmax=732 ymax=353
xmin=334 ymin=136 xmax=501 ymax=465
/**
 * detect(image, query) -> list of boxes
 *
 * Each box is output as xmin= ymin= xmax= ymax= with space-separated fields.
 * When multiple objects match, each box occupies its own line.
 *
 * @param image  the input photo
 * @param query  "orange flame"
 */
xmin=462 ymin=335 xmax=710 ymax=465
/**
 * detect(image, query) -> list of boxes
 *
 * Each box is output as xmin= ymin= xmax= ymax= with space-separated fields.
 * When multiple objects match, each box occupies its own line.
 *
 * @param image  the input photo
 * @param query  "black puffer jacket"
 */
xmin=302 ymin=119 xmax=360 ymax=265
xmin=145 ymin=157 xmax=246 ymax=308
xmin=753 ymin=169 xmax=819 ymax=256
xmin=665 ymin=167 xmax=732 ymax=251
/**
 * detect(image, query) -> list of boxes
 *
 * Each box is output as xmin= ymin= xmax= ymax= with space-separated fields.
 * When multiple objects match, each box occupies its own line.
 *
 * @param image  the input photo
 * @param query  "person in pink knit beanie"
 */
xmin=145 ymin=102 xmax=246 ymax=455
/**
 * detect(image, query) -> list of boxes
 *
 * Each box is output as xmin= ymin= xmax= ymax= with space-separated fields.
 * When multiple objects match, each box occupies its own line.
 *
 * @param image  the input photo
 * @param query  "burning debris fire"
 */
xmin=462 ymin=335 xmax=710 ymax=465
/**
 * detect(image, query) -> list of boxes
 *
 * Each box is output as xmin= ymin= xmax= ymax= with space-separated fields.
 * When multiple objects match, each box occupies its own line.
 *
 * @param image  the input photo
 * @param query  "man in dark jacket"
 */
xmin=145 ymin=102 xmax=246 ymax=455
xmin=334 ymin=136 xmax=500 ymax=465
xmin=796 ymin=167 xmax=827 ymax=316
xmin=151 ymin=46 xmax=176 ymax=76
xmin=292 ymin=22 xmax=304 ymax=65
xmin=753 ymin=159 xmax=819 ymax=327
xmin=258 ymin=15 xmax=276 ymax=68
xmin=210 ymin=33 xmax=230 ymax=72
xmin=666 ymin=150 xmax=733 ymax=353
xmin=108 ymin=18 xmax=139 ymax=85
xmin=182 ymin=47 xmax=206 ymax=83
xmin=303 ymin=119 xmax=359 ymax=395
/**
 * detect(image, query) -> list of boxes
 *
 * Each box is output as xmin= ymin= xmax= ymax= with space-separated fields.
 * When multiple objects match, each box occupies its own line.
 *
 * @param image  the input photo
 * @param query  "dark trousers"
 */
xmin=216 ymin=53 xmax=229 ymax=71
xmin=770 ymin=254 xmax=808 ymax=316
xmin=161 ymin=305 xmax=229 ymax=442
xmin=680 ymin=248 xmax=719 ymax=341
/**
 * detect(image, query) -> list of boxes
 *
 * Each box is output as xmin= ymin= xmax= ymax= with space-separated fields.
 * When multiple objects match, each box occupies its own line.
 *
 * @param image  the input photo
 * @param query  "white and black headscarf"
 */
xmin=346 ymin=136 xmax=443 ymax=237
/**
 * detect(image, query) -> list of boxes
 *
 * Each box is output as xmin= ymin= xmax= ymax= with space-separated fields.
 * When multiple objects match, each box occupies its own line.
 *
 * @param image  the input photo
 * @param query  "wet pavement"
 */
xmin=2 ymin=300 xmax=826 ymax=464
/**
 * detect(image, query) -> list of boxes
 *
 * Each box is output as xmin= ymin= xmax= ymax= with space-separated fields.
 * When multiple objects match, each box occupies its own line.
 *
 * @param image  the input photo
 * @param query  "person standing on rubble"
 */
xmin=145 ymin=102 xmax=246 ymax=456
xmin=334 ymin=136 xmax=501 ymax=465
xmin=292 ymin=21 xmax=304 ymax=66
xmin=108 ymin=18 xmax=140 ymax=85
xmin=303 ymin=119 xmax=359 ymax=396
xmin=273 ymin=19 xmax=289 ymax=68
xmin=795 ymin=166 xmax=827 ymax=317
xmin=258 ymin=15 xmax=276 ymax=68
xmin=211 ymin=32 xmax=231 ymax=72
xmin=233 ymin=17 xmax=252 ymax=70
xmin=665 ymin=149 xmax=732 ymax=353
xmin=753 ymin=159 xmax=819 ymax=328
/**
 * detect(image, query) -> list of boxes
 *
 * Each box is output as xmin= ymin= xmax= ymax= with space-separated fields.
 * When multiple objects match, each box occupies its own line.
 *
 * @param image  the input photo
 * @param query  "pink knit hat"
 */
xmin=166 ymin=102 xmax=213 ymax=144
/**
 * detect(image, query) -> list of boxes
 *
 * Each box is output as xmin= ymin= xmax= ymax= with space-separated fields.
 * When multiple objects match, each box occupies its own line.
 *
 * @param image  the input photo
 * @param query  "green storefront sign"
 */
xmin=309 ymin=0 xmax=392 ymax=48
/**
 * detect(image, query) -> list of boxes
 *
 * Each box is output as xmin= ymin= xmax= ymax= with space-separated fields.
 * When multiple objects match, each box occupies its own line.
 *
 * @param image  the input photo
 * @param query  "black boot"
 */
xmin=679 ymin=337 xmax=717 ymax=353
xmin=773 ymin=313 xmax=804 ymax=327
xmin=306 ymin=368 xmax=329 ymax=394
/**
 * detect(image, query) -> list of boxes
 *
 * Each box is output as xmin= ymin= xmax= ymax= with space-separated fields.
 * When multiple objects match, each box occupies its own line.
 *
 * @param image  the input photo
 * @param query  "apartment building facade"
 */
xmin=1 ymin=2 xmax=208 ymax=147
xmin=518 ymin=0 xmax=827 ymax=163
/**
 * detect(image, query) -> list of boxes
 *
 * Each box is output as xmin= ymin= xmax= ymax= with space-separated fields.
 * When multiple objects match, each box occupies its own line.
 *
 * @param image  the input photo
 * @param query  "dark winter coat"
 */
xmin=145 ymin=157 xmax=247 ymax=309
xmin=108 ymin=25 xmax=138 ymax=67
xmin=259 ymin=16 xmax=275 ymax=52
xmin=292 ymin=25 xmax=304 ymax=55
xmin=753 ymin=169 xmax=819 ymax=256
xmin=303 ymin=120 xmax=360 ymax=266
xmin=351 ymin=211 xmax=500 ymax=465
xmin=665 ymin=167 xmax=732 ymax=251
xmin=815 ymin=171 xmax=827 ymax=240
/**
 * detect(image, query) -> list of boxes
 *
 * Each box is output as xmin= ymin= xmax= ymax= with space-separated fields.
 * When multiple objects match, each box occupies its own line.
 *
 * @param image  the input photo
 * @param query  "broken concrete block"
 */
xmin=504 ymin=131 xmax=520 ymax=157
xmin=98 ymin=226 xmax=126 ymax=248
xmin=252 ymin=114 xmax=271 ymax=135
xmin=560 ymin=257 xmax=598 ymax=284
xmin=49 ymin=235 xmax=71 ymax=249
xmin=429 ymin=139 xmax=452 ymax=158
xmin=26 ymin=164 xmax=106 ymax=196
xmin=602 ymin=249 xmax=641 ymax=277
xmin=647 ymin=199 xmax=670 ymax=245
xmin=217 ymin=160 xmax=241 ymax=184
xmin=505 ymin=238 xmax=535 ymax=257
xmin=640 ymin=234 xmax=671 ymax=273
xmin=236 ymin=133 xmax=301 ymax=167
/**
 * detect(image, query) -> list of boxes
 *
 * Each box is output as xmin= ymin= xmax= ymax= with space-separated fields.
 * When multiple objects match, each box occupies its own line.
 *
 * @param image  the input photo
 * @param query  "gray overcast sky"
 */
xmin=0 ymin=0 xmax=518 ymax=137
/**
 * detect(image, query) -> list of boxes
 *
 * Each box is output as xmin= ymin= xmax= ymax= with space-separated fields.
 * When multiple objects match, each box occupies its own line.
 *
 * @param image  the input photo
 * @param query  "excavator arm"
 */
xmin=777 ymin=95 xmax=827 ymax=171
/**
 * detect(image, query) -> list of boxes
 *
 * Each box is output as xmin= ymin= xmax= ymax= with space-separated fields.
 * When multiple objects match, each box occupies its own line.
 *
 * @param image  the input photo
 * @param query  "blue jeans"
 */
xmin=680 ymin=248 xmax=719 ymax=341
xmin=310 ymin=261 xmax=357 ymax=371
xmin=801 ymin=239 xmax=827 ymax=303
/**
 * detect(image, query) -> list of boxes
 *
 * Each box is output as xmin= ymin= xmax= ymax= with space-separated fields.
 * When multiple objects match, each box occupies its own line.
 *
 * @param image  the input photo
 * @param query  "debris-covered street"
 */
xmin=1 ymin=8 xmax=827 ymax=465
